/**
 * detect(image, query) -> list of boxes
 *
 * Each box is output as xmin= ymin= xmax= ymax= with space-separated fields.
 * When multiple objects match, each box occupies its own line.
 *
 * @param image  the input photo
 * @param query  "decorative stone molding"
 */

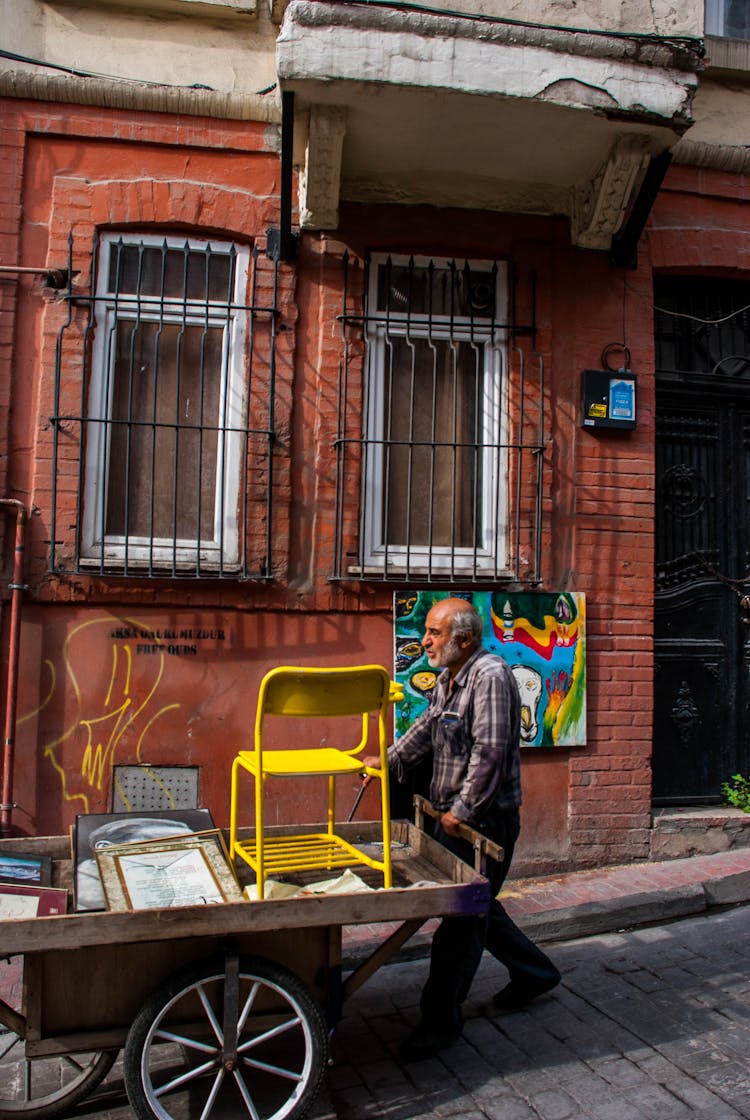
xmin=0 ymin=70 xmax=281 ymax=124
xmin=571 ymin=134 xmax=651 ymax=250
xmin=672 ymin=137 xmax=750 ymax=175
xmin=299 ymin=105 xmax=347 ymax=230
xmin=51 ymin=0 xmax=257 ymax=14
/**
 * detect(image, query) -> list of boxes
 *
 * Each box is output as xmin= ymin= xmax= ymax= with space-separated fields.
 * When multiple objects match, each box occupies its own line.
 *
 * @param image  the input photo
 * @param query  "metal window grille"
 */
xmin=332 ymin=253 xmax=545 ymax=584
xmin=50 ymin=232 xmax=280 ymax=580
xmin=654 ymin=275 xmax=750 ymax=594
xmin=654 ymin=275 xmax=750 ymax=378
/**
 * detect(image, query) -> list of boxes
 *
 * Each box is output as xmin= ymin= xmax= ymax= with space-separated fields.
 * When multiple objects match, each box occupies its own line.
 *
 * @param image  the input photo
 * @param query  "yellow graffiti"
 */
xmin=80 ymin=694 xmax=132 ymax=790
xmin=43 ymin=748 xmax=90 ymax=813
xmin=135 ymin=703 xmax=181 ymax=764
xmin=17 ymin=659 xmax=56 ymax=726
xmin=105 ymin=642 xmax=131 ymax=706
xmin=22 ymin=616 xmax=183 ymax=813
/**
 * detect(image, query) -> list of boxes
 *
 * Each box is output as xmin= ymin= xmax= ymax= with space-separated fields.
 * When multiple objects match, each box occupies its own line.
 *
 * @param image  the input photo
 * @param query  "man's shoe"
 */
xmin=492 ymin=976 xmax=560 ymax=1011
xmin=397 ymin=1023 xmax=461 ymax=1062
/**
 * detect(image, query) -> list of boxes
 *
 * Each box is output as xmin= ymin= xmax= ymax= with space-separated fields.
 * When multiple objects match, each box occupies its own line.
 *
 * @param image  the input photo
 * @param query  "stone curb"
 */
xmin=518 ymin=882 xmax=708 ymax=943
xmin=702 ymin=868 xmax=750 ymax=907
xmin=341 ymin=872 xmax=750 ymax=968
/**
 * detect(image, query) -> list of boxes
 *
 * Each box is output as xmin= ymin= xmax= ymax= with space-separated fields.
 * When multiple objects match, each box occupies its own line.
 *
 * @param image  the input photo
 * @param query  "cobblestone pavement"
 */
xmin=60 ymin=904 xmax=750 ymax=1120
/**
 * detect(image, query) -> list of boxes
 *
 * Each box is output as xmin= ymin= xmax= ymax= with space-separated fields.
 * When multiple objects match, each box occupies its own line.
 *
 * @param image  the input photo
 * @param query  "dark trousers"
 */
xmin=419 ymin=808 xmax=560 ymax=1034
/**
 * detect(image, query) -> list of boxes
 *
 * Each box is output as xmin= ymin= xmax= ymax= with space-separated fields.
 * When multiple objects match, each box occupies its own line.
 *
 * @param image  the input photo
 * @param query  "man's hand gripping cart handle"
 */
xmin=413 ymin=794 xmax=504 ymax=876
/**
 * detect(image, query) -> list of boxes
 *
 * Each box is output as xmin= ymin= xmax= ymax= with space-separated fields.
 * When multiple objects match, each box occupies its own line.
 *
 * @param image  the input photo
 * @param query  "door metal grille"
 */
xmin=654 ymin=275 xmax=750 ymax=801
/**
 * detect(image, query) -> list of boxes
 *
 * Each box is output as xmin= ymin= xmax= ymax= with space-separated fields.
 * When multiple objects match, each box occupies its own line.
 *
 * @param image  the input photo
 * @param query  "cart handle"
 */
xmin=413 ymin=795 xmax=504 ymax=874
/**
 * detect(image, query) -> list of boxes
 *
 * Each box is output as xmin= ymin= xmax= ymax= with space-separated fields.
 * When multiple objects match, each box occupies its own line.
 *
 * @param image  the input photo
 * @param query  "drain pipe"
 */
xmin=0 ymin=500 xmax=27 ymax=837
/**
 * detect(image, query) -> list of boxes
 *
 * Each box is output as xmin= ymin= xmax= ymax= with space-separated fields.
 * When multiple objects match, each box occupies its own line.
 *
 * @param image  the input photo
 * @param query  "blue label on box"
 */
xmin=609 ymin=379 xmax=635 ymax=421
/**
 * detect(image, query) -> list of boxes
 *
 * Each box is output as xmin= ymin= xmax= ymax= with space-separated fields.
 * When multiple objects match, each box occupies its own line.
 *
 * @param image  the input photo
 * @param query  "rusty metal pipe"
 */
xmin=0 ymin=265 xmax=52 ymax=275
xmin=0 ymin=500 xmax=27 ymax=837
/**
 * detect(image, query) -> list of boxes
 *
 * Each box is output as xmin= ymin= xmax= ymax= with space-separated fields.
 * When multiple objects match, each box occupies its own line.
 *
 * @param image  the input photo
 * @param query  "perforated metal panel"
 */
xmin=112 ymin=766 xmax=199 ymax=812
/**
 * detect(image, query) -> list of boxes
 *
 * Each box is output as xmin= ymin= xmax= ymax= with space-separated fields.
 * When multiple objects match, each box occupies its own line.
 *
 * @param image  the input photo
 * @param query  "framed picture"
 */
xmin=0 ymin=850 xmax=53 ymax=888
xmin=95 ymin=830 xmax=242 ymax=912
xmin=74 ymin=807 xmax=215 ymax=912
xmin=394 ymin=590 xmax=587 ymax=747
xmin=0 ymin=884 xmax=68 ymax=919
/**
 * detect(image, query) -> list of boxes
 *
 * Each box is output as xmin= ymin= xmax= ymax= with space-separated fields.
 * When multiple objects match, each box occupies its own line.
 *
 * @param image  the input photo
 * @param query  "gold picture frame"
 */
xmin=95 ymin=830 xmax=242 ymax=912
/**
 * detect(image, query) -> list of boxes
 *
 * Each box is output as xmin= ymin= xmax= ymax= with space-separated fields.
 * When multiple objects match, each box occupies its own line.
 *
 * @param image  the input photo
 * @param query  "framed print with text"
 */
xmin=95 ymin=830 xmax=242 ymax=912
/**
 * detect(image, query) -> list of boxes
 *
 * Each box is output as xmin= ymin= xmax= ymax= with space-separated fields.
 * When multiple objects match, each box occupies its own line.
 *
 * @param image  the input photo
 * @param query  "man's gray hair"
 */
xmin=450 ymin=604 xmax=483 ymax=643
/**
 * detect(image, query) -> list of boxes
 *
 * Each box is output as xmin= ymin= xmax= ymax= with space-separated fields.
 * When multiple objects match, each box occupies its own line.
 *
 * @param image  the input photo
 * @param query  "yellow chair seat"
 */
xmin=236 ymin=748 xmax=370 ymax=777
xmin=232 ymin=833 xmax=381 ymax=876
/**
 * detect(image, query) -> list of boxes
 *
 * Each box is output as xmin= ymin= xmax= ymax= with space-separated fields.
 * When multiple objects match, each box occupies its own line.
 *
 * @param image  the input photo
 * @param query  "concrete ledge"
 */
xmin=650 ymin=806 xmax=750 ymax=860
xmin=703 ymin=869 xmax=750 ymax=907
xmin=518 ymin=884 xmax=708 ymax=944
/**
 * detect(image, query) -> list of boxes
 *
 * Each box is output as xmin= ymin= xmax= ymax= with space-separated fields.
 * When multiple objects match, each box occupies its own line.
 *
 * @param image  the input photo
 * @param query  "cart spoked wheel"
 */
xmin=0 ymin=955 xmax=117 ymax=1120
xmin=123 ymin=953 xmax=328 ymax=1120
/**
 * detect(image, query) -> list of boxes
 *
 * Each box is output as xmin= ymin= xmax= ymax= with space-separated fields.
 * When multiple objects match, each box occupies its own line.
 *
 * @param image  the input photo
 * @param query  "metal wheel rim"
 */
xmin=0 ymin=1026 xmax=115 ymax=1118
xmin=0 ymin=954 xmax=116 ymax=1120
xmin=137 ymin=967 xmax=320 ymax=1120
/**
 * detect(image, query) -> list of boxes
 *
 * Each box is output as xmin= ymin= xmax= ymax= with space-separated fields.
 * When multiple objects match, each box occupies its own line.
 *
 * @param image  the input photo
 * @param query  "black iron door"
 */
xmin=654 ymin=277 xmax=750 ymax=803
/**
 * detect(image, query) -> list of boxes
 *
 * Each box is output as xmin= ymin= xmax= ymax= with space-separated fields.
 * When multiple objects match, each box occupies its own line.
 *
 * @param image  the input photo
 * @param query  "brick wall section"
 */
xmin=2 ymin=99 xmax=662 ymax=867
xmin=561 ymin=249 xmax=656 ymax=867
xmin=5 ymin=102 xmax=734 ymax=869
xmin=4 ymin=103 xmax=288 ymax=599
xmin=290 ymin=209 xmax=658 ymax=872
xmin=0 ymin=105 xmax=27 ymax=514
xmin=2 ymin=106 xmax=659 ymax=862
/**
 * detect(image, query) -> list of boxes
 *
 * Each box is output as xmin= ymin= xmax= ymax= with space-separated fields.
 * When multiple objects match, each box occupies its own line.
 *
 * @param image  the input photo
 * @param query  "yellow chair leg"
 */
xmin=255 ymin=770 xmax=265 ymax=901
xmin=380 ymin=770 xmax=392 ymax=890
xmin=327 ymin=775 xmax=336 ymax=836
xmin=229 ymin=757 xmax=240 ymax=861
xmin=379 ymin=726 xmax=392 ymax=889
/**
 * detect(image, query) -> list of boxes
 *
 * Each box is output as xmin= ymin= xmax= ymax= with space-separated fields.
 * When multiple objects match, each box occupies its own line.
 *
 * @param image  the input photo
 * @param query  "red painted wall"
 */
xmin=0 ymin=95 xmax=695 ymax=875
xmin=13 ymin=605 xmax=397 ymax=837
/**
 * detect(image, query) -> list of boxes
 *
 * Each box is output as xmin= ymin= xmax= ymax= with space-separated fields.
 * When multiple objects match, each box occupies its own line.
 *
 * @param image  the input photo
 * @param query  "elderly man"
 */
xmin=367 ymin=597 xmax=560 ymax=1061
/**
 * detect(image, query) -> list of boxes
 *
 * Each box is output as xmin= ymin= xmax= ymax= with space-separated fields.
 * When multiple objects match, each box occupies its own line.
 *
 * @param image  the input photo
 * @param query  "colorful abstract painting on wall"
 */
xmin=394 ymin=590 xmax=586 ymax=747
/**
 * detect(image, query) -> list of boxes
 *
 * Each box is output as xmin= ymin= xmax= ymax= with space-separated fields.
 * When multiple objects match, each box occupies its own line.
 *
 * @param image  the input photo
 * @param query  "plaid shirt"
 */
xmin=389 ymin=647 xmax=521 ymax=824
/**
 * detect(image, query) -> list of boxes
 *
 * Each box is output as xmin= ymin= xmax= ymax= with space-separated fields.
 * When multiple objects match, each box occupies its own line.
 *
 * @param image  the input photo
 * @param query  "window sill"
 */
xmin=341 ymin=565 xmax=517 ymax=582
xmin=77 ymin=556 xmax=244 ymax=577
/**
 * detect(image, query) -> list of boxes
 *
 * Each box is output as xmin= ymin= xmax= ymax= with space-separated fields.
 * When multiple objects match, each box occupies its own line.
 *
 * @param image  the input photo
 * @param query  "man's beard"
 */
xmin=426 ymin=635 xmax=462 ymax=669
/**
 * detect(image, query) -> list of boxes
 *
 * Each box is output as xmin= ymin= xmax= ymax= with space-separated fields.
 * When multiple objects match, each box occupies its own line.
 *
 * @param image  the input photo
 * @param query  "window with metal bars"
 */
xmin=654 ymin=275 xmax=750 ymax=378
xmin=705 ymin=0 xmax=750 ymax=38
xmin=333 ymin=253 xmax=545 ymax=583
xmin=50 ymin=232 xmax=278 ymax=579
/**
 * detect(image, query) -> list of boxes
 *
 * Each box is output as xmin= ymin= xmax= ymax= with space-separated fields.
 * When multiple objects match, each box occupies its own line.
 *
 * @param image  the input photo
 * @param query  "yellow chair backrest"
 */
xmin=256 ymin=664 xmax=391 ymax=755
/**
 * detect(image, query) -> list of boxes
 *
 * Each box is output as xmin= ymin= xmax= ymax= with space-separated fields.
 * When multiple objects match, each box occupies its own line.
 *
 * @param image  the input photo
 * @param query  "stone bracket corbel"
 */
xmin=572 ymin=135 xmax=652 ymax=251
xmin=299 ymin=104 xmax=347 ymax=230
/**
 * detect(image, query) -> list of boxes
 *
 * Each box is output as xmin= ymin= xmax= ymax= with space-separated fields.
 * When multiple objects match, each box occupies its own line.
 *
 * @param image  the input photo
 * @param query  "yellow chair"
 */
xmin=230 ymin=664 xmax=396 ymax=900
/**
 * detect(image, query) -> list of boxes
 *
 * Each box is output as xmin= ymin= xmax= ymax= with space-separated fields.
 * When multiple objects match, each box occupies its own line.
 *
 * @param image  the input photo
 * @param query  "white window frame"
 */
xmin=81 ymin=232 xmax=249 ymax=570
xmin=705 ymin=0 xmax=750 ymax=37
xmin=362 ymin=254 xmax=509 ymax=574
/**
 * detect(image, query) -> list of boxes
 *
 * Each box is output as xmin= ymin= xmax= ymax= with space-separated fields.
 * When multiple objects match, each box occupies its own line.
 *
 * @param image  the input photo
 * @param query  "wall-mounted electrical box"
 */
xmin=581 ymin=368 xmax=637 ymax=430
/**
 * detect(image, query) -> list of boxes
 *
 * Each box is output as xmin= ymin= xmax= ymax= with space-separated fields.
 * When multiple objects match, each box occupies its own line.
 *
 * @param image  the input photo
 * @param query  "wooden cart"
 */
xmin=0 ymin=814 xmax=496 ymax=1120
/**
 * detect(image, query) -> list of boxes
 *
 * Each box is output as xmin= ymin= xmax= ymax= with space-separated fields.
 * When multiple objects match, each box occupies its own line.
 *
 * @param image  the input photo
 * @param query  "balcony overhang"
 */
xmin=276 ymin=0 xmax=703 ymax=250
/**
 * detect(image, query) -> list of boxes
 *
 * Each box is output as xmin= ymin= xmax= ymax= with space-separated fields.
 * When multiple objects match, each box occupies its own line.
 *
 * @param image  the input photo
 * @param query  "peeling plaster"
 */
xmin=538 ymin=78 xmax=620 ymax=109
xmin=278 ymin=3 xmax=701 ymax=124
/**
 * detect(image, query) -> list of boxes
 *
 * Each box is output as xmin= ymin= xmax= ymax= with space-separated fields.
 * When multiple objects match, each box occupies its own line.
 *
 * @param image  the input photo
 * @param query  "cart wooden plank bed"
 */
xmin=0 ymin=817 xmax=494 ymax=1120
